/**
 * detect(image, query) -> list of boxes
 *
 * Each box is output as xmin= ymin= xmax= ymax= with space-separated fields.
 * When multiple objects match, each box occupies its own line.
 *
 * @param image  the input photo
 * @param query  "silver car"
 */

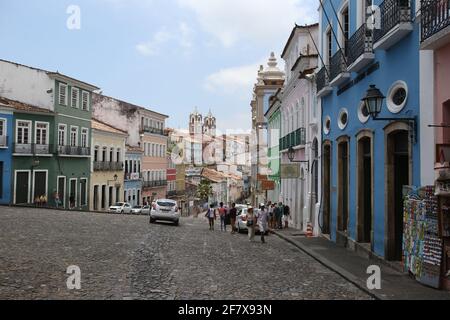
xmin=150 ymin=199 xmax=180 ymax=225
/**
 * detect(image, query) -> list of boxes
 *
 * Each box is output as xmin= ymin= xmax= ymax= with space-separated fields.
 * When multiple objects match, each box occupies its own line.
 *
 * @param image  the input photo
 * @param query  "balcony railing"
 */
xmin=58 ymin=145 xmax=91 ymax=156
xmin=347 ymin=23 xmax=373 ymax=67
xmin=0 ymin=135 xmax=8 ymax=147
xmin=94 ymin=161 xmax=124 ymax=171
xmin=316 ymin=66 xmax=330 ymax=93
xmin=125 ymin=172 xmax=143 ymax=180
xmin=14 ymin=143 xmax=52 ymax=155
xmin=374 ymin=0 xmax=412 ymax=43
xmin=143 ymin=180 xmax=168 ymax=189
xmin=329 ymin=49 xmax=348 ymax=82
xmin=280 ymin=128 xmax=306 ymax=151
xmin=141 ymin=126 xmax=168 ymax=136
xmin=167 ymin=190 xmax=178 ymax=197
xmin=421 ymin=0 xmax=450 ymax=42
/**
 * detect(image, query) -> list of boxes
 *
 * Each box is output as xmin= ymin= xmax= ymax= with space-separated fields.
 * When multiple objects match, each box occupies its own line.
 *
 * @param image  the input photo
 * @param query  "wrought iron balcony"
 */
xmin=58 ymin=145 xmax=91 ymax=156
xmin=280 ymin=128 xmax=306 ymax=151
xmin=316 ymin=66 xmax=332 ymax=97
xmin=373 ymin=0 xmax=412 ymax=49
xmin=329 ymin=49 xmax=350 ymax=86
xmin=143 ymin=180 xmax=168 ymax=189
xmin=0 ymin=135 xmax=8 ymax=147
xmin=94 ymin=161 xmax=124 ymax=171
xmin=141 ymin=126 xmax=168 ymax=136
xmin=166 ymin=190 xmax=178 ymax=197
xmin=14 ymin=143 xmax=52 ymax=155
xmin=421 ymin=0 xmax=450 ymax=42
xmin=347 ymin=23 xmax=375 ymax=72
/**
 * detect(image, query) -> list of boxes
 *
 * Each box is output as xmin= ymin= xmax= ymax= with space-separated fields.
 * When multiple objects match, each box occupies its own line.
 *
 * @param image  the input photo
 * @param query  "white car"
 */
xmin=141 ymin=205 xmax=151 ymax=215
xmin=150 ymin=199 xmax=180 ymax=225
xmin=236 ymin=208 xmax=261 ymax=234
xmin=131 ymin=205 xmax=143 ymax=214
xmin=109 ymin=202 xmax=132 ymax=214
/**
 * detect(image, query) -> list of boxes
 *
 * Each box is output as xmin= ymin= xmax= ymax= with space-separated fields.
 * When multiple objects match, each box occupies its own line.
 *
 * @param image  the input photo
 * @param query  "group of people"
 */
xmin=204 ymin=201 xmax=291 ymax=244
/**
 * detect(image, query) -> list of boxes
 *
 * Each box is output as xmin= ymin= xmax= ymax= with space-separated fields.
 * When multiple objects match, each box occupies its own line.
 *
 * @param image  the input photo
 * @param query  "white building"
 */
xmin=279 ymin=24 xmax=321 ymax=233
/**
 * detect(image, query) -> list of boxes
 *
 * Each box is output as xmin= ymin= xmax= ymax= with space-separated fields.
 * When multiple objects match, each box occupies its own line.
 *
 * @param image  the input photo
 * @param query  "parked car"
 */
xmin=131 ymin=205 xmax=143 ymax=214
xmin=109 ymin=202 xmax=132 ymax=214
xmin=150 ymin=199 xmax=180 ymax=225
xmin=141 ymin=205 xmax=151 ymax=215
xmin=235 ymin=208 xmax=263 ymax=234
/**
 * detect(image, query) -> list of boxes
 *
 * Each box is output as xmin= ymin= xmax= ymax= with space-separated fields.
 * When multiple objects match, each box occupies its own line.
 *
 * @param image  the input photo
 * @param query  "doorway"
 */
xmin=337 ymin=139 xmax=349 ymax=233
xmin=15 ymin=171 xmax=30 ymax=204
xmin=357 ymin=135 xmax=373 ymax=244
xmin=69 ymin=179 xmax=77 ymax=209
xmin=57 ymin=177 xmax=66 ymax=208
xmin=33 ymin=171 xmax=47 ymax=204
xmin=386 ymin=128 xmax=410 ymax=261
xmin=94 ymin=185 xmax=99 ymax=211
xmin=322 ymin=143 xmax=331 ymax=235
xmin=109 ymin=186 xmax=113 ymax=207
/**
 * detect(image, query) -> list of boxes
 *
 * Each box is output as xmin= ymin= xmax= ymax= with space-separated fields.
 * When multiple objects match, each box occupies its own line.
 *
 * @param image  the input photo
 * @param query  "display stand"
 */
xmin=436 ymin=172 xmax=450 ymax=290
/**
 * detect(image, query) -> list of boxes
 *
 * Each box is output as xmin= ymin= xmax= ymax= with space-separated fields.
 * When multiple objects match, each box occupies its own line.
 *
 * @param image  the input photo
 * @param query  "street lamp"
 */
xmin=287 ymin=147 xmax=310 ymax=172
xmin=361 ymin=84 xmax=417 ymax=143
xmin=107 ymin=174 xmax=118 ymax=185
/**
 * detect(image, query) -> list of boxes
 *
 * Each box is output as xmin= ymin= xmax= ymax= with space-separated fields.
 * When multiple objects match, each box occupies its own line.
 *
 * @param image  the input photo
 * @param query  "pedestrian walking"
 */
xmin=229 ymin=203 xmax=238 ymax=234
xmin=275 ymin=203 xmax=283 ymax=229
xmin=205 ymin=204 xmax=217 ymax=231
xmin=218 ymin=202 xmax=227 ymax=232
xmin=258 ymin=205 xmax=269 ymax=243
xmin=283 ymin=205 xmax=291 ymax=229
xmin=246 ymin=207 xmax=256 ymax=241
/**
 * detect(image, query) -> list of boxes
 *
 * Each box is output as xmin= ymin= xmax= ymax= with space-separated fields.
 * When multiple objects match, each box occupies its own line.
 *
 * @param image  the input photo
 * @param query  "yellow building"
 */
xmin=90 ymin=119 xmax=128 ymax=212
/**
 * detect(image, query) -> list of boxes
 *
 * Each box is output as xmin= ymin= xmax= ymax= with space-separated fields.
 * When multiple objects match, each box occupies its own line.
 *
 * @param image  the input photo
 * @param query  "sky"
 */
xmin=0 ymin=0 xmax=317 ymax=132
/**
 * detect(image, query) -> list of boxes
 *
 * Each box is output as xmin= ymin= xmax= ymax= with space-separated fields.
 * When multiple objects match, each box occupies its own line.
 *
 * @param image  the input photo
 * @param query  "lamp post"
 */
xmin=287 ymin=147 xmax=310 ymax=172
xmin=361 ymin=84 xmax=417 ymax=143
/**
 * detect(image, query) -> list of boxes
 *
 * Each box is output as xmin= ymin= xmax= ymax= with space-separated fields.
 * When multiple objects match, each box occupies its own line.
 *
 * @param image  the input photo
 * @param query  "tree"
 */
xmin=196 ymin=179 xmax=213 ymax=202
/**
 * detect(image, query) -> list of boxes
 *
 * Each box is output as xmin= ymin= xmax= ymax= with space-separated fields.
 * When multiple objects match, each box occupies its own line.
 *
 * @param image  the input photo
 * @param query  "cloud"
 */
xmin=136 ymin=29 xmax=172 ymax=56
xmin=204 ymin=62 xmax=260 ymax=95
xmin=178 ymin=0 xmax=317 ymax=48
xmin=136 ymin=22 xmax=195 ymax=56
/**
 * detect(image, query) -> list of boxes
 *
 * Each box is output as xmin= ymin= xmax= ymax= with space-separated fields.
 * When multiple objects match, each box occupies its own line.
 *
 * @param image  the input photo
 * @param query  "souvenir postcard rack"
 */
xmin=436 ymin=163 xmax=450 ymax=290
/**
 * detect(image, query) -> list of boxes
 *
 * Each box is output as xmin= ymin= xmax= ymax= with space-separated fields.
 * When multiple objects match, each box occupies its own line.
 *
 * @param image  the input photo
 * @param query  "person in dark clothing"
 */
xmin=229 ymin=203 xmax=238 ymax=234
xmin=276 ymin=203 xmax=283 ymax=229
xmin=283 ymin=205 xmax=291 ymax=229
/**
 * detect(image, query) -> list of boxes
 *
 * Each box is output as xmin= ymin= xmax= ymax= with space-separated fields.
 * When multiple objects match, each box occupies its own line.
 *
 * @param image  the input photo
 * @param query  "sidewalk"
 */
xmin=272 ymin=228 xmax=450 ymax=300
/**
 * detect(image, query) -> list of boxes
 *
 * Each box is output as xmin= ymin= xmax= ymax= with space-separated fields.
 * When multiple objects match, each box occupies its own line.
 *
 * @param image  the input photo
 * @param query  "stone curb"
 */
xmin=272 ymin=230 xmax=383 ymax=300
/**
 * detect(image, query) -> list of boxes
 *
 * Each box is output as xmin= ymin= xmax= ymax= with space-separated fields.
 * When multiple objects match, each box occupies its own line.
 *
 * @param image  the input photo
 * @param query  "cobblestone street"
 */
xmin=0 ymin=207 xmax=371 ymax=300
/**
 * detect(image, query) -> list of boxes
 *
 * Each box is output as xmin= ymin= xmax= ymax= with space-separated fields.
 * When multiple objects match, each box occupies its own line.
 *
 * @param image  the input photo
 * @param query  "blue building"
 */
xmin=124 ymin=146 xmax=143 ymax=207
xmin=0 ymin=102 xmax=13 ymax=205
xmin=318 ymin=0 xmax=421 ymax=261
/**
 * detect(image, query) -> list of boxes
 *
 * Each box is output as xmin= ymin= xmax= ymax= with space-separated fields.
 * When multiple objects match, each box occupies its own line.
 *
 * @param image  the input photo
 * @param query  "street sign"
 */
xmin=281 ymin=164 xmax=300 ymax=179
xmin=260 ymin=180 xmax=275 ymax=191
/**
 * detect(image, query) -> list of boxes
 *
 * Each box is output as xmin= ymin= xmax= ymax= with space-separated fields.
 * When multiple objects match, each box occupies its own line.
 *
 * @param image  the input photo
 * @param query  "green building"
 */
xmin=9 ymin=72 xmax=99 ymax=210
xmin=265 ymin=91 xmax=282 ymax=204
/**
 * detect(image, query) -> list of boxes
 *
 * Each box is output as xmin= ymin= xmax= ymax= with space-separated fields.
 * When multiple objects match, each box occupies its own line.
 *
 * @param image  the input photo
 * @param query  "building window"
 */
xmin=16 ymin=121 xmax=31 ymax=144
xmin=341 ymin=6 xmax=349 ymax=49
xmin=58 ymin=124 xmax=67 ymax=146
xmin=80 ymin=179 xmax=87 ymax=206
xmin=387 ymin=81 xmax=408 ymax=114
xmin=71 ymin=88 xmax=79 ymax=108
xmin=35 ymin=122 xmax=49 ymax=145
xmin=338 ymin=108 xmax=349 ymax=130
xmin=82 ymin=91 xmax=89 ymax=111
xmin=59 ymin=83 xmax=68 ymax=106
xmin=94 ymin=146 xmax=99 ymax=162
xmin=324 ymin=116 xmax=331 ymax=135
xmin=117 ymin=149 xmax=121 ymax=162
xmin=81 ymin=128 xmax=88 ymax=148
xmin=70 ymin=126 xmax=78 ymax=147
xmin=0 ymin=119 xmax=5 ymax=137
xmin=358 ymin=101 xmax=370 ymax=124
xmin=326 ymin=28 xmax=332 ymax=65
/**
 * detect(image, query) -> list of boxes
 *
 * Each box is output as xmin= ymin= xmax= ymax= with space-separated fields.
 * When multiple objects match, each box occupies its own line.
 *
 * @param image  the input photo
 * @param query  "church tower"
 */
xmin=203 ymin=109 xmax=216 ymax=137
xmin=189 ymin=107 xmax=203 ymax=136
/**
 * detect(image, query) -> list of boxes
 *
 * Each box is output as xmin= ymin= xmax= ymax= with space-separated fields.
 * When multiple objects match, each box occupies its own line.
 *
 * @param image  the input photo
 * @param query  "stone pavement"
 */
xmin=0 ymin=206 xmax=371 ymax=300
xmin=272 ymin=228 xmax=450 ymax=300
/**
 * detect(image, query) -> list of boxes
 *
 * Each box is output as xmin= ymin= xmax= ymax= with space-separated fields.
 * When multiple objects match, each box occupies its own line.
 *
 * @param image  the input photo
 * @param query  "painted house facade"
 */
xmin=266 ymin=91 xmax=282 ymax=205
xmin=0 ymin=60 xmax=99 ymax=210
xmin=318 ymin=0 xmax=421 ymax=261
xmin=90 ymin=119 xmax=127 ymax=212
xmin=279 ymin=24 xmax=320 ymax=231
xmin=124 ymin=146 xmax=143 ymax=207
xmin=0 ymin=101 xmax=14 ymax=204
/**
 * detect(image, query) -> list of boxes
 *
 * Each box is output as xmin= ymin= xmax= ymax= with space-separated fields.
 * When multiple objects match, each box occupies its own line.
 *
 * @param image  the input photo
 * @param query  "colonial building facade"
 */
xmin=90 ymin=119 xmax=127 ymax=212
xmin=318 ymin=0 xmax=421 ymax=261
